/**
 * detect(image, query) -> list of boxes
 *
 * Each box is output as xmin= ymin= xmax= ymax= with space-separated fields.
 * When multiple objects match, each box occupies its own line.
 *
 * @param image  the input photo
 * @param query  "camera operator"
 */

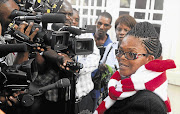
xmin=0 ymin=0 xmax=80 ymax=114
xmin=0 ymin=0 xmax=48 ymax=113
xmin=0 ymin=0 xmax=19 ymax=35
xmin=0 ymin=2 xmax=40 ymax=113
xmin=54 ymin=1 xmax=100 ymax=113
xmin=1 ymin=0 xmax=99 ymax=114
xmin=72 ymin=8 xmax=79 ymax=27
xmin=0 ymin=0 xmax=20 ymax=65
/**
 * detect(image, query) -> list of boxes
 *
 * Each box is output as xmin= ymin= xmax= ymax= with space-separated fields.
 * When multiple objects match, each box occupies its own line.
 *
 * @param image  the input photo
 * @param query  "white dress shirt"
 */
xmin=75 ymin=33 xmax=100 ymax=99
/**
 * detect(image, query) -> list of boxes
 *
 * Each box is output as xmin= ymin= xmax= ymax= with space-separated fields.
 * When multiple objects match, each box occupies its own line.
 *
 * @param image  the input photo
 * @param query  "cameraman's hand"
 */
xmin=14 ymin=21 xmax=39 ymax=42
xmin=58 ymin=53 xmax=73 ymax=71
xmin=14 ymin=21 xmax=45 ymax=52
xmin=13 ymin=22 xmax=43 ymax=65
xmin=9 ymin=91 xmax=25 ymax=106
xmin=58 ymin=53 xmax=79 ymax=73
xmin=0 ymin=91 xmax=25 ymax=106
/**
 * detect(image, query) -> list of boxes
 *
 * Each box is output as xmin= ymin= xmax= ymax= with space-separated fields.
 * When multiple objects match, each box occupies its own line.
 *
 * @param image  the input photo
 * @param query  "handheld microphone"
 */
xmin=16 ymin=13 xmax=66 ymax=23
xmin=29 ymin=78 xmax=70 ymax=95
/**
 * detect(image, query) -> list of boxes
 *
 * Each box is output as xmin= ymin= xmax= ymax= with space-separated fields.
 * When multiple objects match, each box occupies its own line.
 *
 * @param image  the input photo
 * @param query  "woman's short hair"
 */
xmin=115 ymin=14 xmax=136 ymax=29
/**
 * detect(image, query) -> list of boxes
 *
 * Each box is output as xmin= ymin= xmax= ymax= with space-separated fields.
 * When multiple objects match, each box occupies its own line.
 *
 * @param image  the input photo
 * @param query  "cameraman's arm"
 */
xmin=13 ymin=22 xmax=39 ymax=65
xmin=43 ymin=49 xmax=74 ymax=71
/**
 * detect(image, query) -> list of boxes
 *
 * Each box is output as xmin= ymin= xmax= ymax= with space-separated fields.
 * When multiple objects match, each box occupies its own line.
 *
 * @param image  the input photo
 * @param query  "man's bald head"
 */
xmin=0 ymin=0 xmax=19 ymax=35
xmin=58 ymin=0 xmax=73 ymax=26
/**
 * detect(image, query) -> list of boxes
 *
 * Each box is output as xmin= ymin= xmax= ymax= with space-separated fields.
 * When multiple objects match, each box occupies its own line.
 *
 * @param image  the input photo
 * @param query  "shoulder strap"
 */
xmin=103 ymin=42 xmax=115 ymax=63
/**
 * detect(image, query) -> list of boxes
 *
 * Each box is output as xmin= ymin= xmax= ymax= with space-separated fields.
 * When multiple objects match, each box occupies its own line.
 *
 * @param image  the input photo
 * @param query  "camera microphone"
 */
xmin=51 ymin=24 xmax=82 ymax=35
xmin=0 ymin=43 xmax=27 ymax=52
xmin=16 ymin=13 xmax=66 ymax=23
xmin=9 ymin=9 xmax=34 ymax=19
xmin=63 ymin=26 xmax=82 ymax=35
xmin=0 ymin=43 xmax=27 ymax=57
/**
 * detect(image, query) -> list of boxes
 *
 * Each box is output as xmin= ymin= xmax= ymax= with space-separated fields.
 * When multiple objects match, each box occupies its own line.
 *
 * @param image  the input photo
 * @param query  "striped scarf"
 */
xmin=94 ymin=59 xmax=176 ymax=114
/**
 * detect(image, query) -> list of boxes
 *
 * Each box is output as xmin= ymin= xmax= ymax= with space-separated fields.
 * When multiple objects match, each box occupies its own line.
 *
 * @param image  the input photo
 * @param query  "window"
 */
xmin=68 ymin=0 xmax=107 ymax=27
xmin=68 ymin=0 xmax=164 ymax=36
xmin=118 ymin=0 xmax=164 ymax=34
xmin=68 ymin=0 xmax=180 ymax=87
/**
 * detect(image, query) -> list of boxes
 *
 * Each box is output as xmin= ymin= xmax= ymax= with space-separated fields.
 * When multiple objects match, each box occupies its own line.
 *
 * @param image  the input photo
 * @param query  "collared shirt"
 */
xmin=93 ymin=33 xmax=112 ymax=47
xmin=75 ymin=33 xmax=100 ymax=99
xmin=34 ymin=68 xmax=59 ymax=102
xmin=103 ymin=34 xmax=112 ymax=47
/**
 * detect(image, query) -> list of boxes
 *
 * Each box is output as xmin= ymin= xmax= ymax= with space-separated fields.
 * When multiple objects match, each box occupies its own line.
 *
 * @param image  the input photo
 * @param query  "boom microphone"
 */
xmin=29 ymin=78 xmax=70 ymax=95
xmin=16 ymin=13 xmax=66 ymax=23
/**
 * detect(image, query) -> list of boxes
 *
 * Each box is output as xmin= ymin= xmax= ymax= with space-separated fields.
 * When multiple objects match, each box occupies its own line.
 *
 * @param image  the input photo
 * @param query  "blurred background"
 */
xmin=67 ymin=0 xmax=180 ymax=113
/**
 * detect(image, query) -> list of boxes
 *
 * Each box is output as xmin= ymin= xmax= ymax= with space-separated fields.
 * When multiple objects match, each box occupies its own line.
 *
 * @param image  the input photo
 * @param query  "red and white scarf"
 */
xmin=94 ymin=59 xmax=176 ymax=114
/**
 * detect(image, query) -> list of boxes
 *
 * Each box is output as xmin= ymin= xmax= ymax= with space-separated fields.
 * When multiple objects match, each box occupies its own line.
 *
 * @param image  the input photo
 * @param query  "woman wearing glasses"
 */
xmin=94 ymin=22 xmax=176 ymax=114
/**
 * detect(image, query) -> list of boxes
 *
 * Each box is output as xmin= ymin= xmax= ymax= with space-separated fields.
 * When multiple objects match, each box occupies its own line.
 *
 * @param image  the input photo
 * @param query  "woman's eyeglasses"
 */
xmin=115 ymin=49 xmax=148 ymax=60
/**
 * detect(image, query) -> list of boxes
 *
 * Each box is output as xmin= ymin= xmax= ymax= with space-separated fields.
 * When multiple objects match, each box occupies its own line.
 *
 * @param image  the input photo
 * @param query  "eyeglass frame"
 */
xmin=115 ymin=49 xmax=149 ymax=60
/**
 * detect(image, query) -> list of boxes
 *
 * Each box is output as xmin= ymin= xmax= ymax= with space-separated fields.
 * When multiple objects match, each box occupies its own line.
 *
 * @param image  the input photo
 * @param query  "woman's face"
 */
xmin=115 ymin=23 xmax=131 ymax=43
xmin=116 ymin=35 xmax=152 ymax=77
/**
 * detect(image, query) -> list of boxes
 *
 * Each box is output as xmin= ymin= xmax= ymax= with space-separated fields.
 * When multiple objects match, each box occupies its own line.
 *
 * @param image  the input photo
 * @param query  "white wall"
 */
xmin=160 ymin=1 xmax=180 ymax=112
xmin=160 ymin=0 xmax=180 ymax=85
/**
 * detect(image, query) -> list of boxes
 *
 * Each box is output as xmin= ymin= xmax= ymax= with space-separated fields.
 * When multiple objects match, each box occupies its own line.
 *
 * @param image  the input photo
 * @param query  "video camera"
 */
xmin=6 ymin=11 xmax=94 ymax=56
xmin=5 ymin=0 xmax=95 ymax=56
xmin=0 ymin=58 xmax=37 ymax=91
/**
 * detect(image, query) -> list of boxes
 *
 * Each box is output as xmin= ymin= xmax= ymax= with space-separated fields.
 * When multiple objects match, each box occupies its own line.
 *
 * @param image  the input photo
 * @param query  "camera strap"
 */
xmin=102 ymin=42 xmax=115 ymax=64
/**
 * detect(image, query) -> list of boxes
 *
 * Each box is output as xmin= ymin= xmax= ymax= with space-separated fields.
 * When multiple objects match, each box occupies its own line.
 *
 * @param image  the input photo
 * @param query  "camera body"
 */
xmin=0 ymin=59 xmax=37 ymax=91
xmin=51 ymin=31 xmax=94 ymax=55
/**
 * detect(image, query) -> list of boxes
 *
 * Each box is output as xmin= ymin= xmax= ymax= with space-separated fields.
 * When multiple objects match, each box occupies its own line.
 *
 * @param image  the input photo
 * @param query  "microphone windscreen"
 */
xmin=41 ymin=13 xmax=66 ymax=23
xmin=0 ymin=43 xmax=27 ymax=52
xmin=51 ymin=23 xmax=64 ymax=31
xmin=66 ymin=27 xmax=82 ymax=35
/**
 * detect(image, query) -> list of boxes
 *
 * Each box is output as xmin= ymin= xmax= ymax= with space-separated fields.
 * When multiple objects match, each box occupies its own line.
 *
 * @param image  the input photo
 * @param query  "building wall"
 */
xmin=160 ymin=0 xmax=180 ymax=86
